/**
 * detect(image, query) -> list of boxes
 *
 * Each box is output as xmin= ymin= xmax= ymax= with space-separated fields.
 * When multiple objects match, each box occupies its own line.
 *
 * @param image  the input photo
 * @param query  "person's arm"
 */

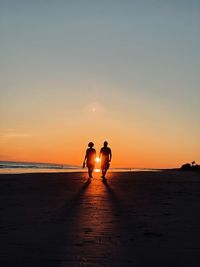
xmin=83 ymin=150 xmax=87 ymax=168
xmin=82 ymin=156 xmax=86 ymax=168
xmin=109 ymin=149 xmax=112 ymax=162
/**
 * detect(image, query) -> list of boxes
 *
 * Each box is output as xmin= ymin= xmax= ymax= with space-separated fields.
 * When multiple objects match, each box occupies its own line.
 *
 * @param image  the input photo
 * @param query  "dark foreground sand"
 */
xmin=0 ymin=170 xmax=200 ymax=267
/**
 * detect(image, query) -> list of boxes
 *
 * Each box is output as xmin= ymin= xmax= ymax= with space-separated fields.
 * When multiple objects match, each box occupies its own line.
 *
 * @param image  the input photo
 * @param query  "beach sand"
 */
xmin=0 ymin=170 xmax=200 ymax=267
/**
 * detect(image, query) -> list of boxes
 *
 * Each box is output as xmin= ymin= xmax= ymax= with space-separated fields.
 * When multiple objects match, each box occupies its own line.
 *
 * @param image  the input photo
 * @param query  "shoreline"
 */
xmin=0 ymin=168 xmax=174 ymax=175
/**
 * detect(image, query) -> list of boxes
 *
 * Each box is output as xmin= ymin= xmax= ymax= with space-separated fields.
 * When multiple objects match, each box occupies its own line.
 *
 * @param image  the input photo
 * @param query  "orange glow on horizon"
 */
xmin=0 ymin=142 xmax=195 ymax=169
xmin=0 ymin=129 xmax=198 ymax=169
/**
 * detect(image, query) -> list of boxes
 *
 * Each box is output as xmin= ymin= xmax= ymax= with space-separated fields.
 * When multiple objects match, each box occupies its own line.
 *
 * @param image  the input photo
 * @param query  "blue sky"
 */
xmin=0 ymin=1 xmax=200 ymax=167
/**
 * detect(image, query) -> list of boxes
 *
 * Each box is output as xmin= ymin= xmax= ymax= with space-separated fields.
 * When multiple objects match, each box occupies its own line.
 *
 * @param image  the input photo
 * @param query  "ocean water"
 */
xmin=0 ymin=161 xmax=160 ymax=174
xmin=0 ymin=161 xmax=82 ymax=174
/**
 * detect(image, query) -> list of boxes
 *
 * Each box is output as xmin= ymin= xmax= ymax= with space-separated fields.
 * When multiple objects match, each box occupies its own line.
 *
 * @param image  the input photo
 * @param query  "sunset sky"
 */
xmin=0 ymin=1 xmax=200 ymax=168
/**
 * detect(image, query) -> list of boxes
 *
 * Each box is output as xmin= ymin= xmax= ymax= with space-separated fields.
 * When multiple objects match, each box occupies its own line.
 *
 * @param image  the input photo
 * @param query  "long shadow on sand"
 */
xmin=0 ymin=177 xmax=92 ymax=267
xmin=101 ymin=178 xmax=148 ymax=266
xmin=59 ymin=178 xmax=92 ymax=220
xmin=38 ymin=178 xmax=93 ymax=265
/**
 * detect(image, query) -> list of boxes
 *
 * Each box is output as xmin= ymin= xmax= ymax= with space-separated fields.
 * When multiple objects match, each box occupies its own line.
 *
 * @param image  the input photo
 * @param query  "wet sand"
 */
xmin=0 ymin=170 xmax=200 ymax=267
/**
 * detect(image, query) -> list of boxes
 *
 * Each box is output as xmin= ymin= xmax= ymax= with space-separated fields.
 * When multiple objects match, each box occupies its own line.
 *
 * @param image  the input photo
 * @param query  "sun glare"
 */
xmin=95 ymin=156 xmax=101 ymax=164
xmin=94 ymin=157 xmax=101 ymax=173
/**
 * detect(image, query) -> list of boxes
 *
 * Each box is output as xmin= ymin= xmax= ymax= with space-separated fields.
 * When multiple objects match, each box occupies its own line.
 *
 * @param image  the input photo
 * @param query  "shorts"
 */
xmin=101 ymin=162 xmax=110 ymax=170
xmin=87 ymin=162 xmax=95 ymax=168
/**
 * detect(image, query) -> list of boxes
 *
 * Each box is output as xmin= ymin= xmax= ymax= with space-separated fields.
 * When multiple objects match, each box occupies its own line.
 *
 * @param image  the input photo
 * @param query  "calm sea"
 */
xmin=0 ymin=161 xmax=83 ymax=174
xmin=0 ymin=161 xmax=160 ymax=174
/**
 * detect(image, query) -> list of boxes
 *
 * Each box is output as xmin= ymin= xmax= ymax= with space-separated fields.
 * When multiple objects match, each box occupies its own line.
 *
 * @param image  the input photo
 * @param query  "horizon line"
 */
xmin=0 ymin=159 xmax=178 ymax=170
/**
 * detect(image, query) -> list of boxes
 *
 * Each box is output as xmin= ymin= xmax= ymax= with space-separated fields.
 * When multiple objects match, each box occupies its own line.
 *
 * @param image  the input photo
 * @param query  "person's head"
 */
xmin=88 ymin=142 xmax=94 ymax=148
xmin=104 ymin=141 xmax=108 ymax=147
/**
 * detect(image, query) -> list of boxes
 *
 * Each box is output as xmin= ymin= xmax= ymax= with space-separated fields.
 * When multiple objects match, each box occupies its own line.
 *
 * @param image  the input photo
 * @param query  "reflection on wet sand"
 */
xmin=60 ymin=173 xmax=121 ymax=266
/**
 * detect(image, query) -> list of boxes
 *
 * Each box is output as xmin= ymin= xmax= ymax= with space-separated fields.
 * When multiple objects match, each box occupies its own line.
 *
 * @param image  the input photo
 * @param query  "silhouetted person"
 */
xmin=99 ymin=141 xmax=112 ymax=179
xmin=83 ymin=142 xmax=96 ymax=179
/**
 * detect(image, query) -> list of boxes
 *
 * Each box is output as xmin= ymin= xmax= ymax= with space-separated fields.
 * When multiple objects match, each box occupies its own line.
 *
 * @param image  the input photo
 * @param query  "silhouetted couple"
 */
xmin=83 ymin=141 xmax=112 ymax=180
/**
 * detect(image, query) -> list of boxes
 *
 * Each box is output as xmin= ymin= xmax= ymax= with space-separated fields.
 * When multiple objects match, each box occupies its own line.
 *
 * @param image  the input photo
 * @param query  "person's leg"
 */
xmin=102 ymin=168 xmax=107 ymax=178
xmin=88 ymin=167 xmax=90 ymax=178
xmin=102 ymin=162 xmax=109 ymax=178
xmin=101 ymin=166 xmax=105 ymax=178
xmin=90 ymin=167 xmax=94 ymax=178
xmin=101 ymin=163 xmax=104 ymax=178
xmin=89 ymin=168 xmax=92 ymax=178
xmin=88 ymin=165 xmax=94 ymax=178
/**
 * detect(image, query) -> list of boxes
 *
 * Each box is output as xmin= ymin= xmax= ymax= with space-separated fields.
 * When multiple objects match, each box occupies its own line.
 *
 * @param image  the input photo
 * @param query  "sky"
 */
xmin=0 ymin=0 xmax=200 ymax=168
